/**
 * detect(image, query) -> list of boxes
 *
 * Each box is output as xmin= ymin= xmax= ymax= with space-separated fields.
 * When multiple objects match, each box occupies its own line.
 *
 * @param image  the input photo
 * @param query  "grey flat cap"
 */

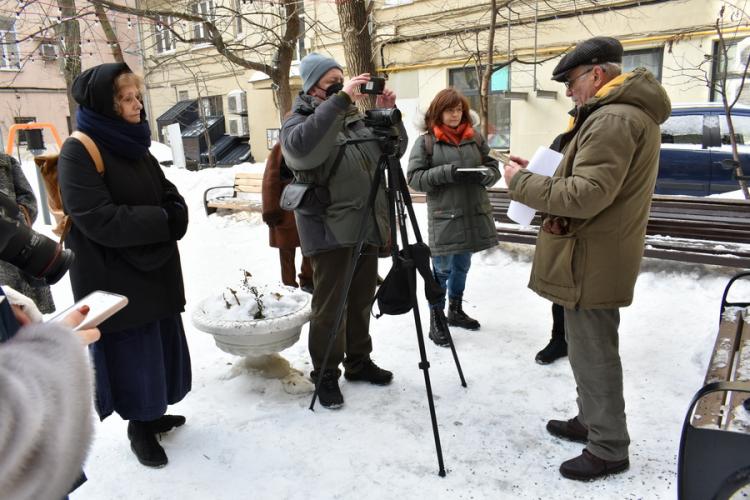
xmin=551 ymin=36 xmax=624 ymax=82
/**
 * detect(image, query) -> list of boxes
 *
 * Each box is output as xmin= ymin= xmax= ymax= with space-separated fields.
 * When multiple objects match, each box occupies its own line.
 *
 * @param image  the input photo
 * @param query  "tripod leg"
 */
xmin=394 ymin=165 xmax=467 ymax=388
xmin=434 ymin=308 xmax=467 ymax=388
xmin=309 ymin=165 xmax=384 ymax=410
xmin=406 ymin=267 xmax=447 ymax=477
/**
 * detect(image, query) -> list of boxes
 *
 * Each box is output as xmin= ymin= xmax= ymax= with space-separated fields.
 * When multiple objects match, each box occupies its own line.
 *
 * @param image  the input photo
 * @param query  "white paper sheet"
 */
xmin=507 ymin=147 xmax=564 ymax=225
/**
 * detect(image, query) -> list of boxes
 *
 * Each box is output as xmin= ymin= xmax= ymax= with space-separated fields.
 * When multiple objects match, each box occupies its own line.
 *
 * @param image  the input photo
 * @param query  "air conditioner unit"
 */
xmin=39 ymin=43 xmax=56 ymax=61
xmin=227 ymin=116 xmax=249 ymax=137
xmin=227 ymin=89 xmax=247 ymax=114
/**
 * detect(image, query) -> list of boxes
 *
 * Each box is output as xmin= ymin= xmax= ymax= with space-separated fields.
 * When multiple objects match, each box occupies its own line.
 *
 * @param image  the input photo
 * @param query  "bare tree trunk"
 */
xmin=55 ymin=0 xmax=81 ymax=131
xmin=480 ymin=0 xmax=498 ymax=139
xmin=336 ymin=0 xmax=376 ymax=110
xmin=715 ymin=17 xmax=750 ymax=199
xmin=95 ymin=4 xmax=125 ymax=63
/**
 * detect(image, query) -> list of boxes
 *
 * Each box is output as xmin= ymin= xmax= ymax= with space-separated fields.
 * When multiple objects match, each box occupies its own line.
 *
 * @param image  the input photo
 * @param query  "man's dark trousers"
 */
xmin=308 ymin=245 xmax=377 ymax=375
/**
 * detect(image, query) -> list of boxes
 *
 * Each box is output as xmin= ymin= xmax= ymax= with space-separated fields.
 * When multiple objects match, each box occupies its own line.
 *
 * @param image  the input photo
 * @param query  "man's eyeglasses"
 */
xmin=564 ymin=67 xmax=594 ymax=89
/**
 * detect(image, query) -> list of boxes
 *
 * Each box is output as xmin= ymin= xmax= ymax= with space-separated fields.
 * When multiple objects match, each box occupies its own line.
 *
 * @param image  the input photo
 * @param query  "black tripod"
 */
xmin=308 ymin=126 xmax=467 ymax=477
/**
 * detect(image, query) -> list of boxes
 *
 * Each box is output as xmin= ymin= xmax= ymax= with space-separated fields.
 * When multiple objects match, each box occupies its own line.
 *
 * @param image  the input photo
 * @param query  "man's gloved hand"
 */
xmin=162 ymin=201 xmax=188 ymax=240
xmin=453 ymin=170 xmax=486 ymax=185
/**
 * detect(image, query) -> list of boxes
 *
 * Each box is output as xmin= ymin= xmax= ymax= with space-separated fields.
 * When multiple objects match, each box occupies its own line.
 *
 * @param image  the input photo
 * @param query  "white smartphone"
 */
xmin=50 ymin=291 xmax=128 ymax=330
xmin=455 ymin=167 xmax=489 ymax=173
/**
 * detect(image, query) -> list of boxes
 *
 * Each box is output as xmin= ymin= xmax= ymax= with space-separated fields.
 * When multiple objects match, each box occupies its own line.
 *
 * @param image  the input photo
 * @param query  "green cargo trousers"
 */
xmin=308 ymin=246 xmax=377 ymax=375
xmin=564 ymin=307 xmax=630 ymax=462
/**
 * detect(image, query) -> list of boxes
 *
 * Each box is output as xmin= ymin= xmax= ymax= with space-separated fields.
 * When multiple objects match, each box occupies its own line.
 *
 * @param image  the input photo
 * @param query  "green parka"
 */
xmin=280 ymin=92 xmax=407 ymax=256
xmin=407 ymin=114 xmax=501 ymax=256
xmin=508 ymin=68 xmax=671 ymax=309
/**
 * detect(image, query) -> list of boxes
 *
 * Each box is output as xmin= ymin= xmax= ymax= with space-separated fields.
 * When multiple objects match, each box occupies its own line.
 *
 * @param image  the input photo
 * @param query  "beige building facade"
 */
xmin=138 ymin=0 xmax=748 ymax=163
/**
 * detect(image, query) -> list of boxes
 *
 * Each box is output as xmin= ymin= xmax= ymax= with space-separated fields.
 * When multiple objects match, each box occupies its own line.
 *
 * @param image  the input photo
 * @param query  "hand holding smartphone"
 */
xmin=50 ymin=291 xmax=128 ymax=331
xmin=360 ymin=77 xmax=385 ymax=95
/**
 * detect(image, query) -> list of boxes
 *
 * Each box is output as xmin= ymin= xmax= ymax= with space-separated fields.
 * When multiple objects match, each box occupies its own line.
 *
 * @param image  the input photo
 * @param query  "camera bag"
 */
xmin=280 ymin=144 xmax=346 ymax=216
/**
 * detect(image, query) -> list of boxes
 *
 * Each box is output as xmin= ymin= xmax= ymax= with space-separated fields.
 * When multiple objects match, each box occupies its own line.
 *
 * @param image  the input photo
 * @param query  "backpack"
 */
xmin=34 ymin=131 xmax=104 ymax=240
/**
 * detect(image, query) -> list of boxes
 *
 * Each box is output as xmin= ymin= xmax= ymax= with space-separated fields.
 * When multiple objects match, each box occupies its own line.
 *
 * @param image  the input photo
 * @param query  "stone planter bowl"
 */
xmin=191 ymin=287 xmax=311 ymax=357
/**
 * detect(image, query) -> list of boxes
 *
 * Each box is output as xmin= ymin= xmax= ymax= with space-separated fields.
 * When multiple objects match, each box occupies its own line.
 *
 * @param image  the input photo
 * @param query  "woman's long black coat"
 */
xmin=57 ymin=140 xmax=186 ymax=333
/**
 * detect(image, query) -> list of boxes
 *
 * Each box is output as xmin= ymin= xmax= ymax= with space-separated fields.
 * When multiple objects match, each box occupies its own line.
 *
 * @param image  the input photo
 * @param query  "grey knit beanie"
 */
xmin=299 ymin=53 xmax=343 ymax=93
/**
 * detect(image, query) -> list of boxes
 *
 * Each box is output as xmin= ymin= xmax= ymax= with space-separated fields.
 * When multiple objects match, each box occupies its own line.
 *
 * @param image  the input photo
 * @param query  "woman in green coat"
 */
xmin=407 ymin=88 xmax=501 ymax=346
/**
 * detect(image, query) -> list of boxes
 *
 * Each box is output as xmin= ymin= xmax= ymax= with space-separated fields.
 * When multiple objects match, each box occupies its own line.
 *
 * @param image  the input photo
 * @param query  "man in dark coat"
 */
xmin=261 ymin=141 xmax=313 ymax=292
xmin=280 ymin=53 xmax=407 ymax=408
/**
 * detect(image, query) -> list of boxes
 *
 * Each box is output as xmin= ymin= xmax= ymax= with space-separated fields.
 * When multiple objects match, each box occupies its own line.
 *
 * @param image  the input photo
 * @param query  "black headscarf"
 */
xmin=72 ymin=63 xmax=151 ymax=160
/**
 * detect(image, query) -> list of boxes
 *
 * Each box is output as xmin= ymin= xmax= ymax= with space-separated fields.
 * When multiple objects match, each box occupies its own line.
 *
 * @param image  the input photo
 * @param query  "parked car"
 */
xmin=657 ymin=103 xmax=750 ymax=196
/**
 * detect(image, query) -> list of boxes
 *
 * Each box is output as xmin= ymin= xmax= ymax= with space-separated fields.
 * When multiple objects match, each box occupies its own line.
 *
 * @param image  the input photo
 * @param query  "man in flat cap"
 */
xmin=504 ymin=36 xmax=671 ymax=480
xmin=280 ymin=53 xmax=406 ymax=409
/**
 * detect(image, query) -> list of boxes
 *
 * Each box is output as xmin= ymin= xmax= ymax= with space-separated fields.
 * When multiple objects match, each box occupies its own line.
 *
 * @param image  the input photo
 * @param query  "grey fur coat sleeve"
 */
xmin=0 ymin=322 xmax=94 ymax=500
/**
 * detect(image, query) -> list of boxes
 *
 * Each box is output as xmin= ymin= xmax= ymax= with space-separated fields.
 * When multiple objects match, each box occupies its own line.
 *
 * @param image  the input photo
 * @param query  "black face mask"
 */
xmin=324 ymin=82 xmax=344 ymax=98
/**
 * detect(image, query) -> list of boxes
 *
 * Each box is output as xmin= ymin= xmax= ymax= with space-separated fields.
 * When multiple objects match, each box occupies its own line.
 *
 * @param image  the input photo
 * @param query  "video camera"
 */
xmin=0 ymin=191 xmax=74 ymax=285
xmin=364 ymin=108 xmax=402 ymax=129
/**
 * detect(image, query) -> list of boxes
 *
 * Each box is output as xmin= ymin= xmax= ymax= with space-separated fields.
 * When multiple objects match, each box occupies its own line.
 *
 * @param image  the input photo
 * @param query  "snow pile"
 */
xmin=198 ymin=285 xmax=308 ymax=322
xmin=22 ymin=160 xmax=749 ymax=499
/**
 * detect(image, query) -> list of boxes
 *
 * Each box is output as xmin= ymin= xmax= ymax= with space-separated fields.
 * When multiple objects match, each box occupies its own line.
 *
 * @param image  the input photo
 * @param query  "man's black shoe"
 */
xmin=429 ymin=308 xmax=451 ymax=347
xmin=447 ymin=298 xmax=480 ymax=330
xmin=559 ymin=449 xmax=629 ymax=481
xmin=128 ymin=421 xmax=168 ymax=468
xmin=344 ymin=359 xmax=393 ymax=385
xmin=535 ymin=336 xmax=568 ymax=364
xmin=311 ymin=369 xmax=344 ymax=409
xmin=546 ymin=416 xmax=589 ymax=443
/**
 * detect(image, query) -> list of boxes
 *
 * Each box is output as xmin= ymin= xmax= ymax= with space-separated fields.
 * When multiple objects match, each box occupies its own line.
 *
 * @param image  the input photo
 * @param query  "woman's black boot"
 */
xmin=127 ymin=420 xmax=168 ymax=468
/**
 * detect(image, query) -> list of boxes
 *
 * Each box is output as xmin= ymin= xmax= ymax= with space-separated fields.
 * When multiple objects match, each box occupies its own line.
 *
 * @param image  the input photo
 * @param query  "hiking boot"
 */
xmin=559 ymin=449 xmax=629 ymax=481
xmin=127 ymin=420 xmax=168 ymax=468
xmin=546 ymin=416 xmax=589 ymax=443
xmin=150 ymin=414 xmax=186 ymax=434
xmin=344 ymin=359 xmax=393 ymax=385
xmin=311 ymin=369 xmax=344 ymax=409
xmin=535 ymin=335 xmax=568 ymax=364
xmin=447 ymin=298 xmax=480 ymax=330
xmin=429 ymin=308 xmax=451 ymax=347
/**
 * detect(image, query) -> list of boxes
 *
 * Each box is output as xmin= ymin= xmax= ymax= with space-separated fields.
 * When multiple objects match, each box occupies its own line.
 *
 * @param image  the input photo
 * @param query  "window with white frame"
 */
xmin=449 ymin=65 xmax=511 ymax=149
xmin=0 ymin=18 xmax=20 ymax=70
xmin=154 ymin=15 xmax=176 ymax=53
xmin=622 ymin=47 xmax=663 ymax=81
xmin=191 ymin=1 xmax=215 ymax=42
xmin=711 ymin=37 xmax=750 ymax=106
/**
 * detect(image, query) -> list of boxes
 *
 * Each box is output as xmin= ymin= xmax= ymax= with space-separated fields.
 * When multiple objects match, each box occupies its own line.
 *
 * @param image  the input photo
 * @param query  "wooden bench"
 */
xmin=678 ymin=271 xmax=750 ymax=499
xmin=487 ymin=188 xmax=750 ymax=268
xmin=203 ymin=172 xmax=263 ymax=215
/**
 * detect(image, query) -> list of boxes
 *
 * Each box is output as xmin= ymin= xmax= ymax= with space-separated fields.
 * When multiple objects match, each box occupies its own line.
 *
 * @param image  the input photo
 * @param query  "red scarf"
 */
xmin=433 ymin=122 xmax=474 ymax=146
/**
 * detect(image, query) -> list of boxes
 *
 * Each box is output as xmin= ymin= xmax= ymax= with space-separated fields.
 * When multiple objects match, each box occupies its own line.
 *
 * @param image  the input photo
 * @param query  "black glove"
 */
xmin=453 ymin=170 xmax=486 ymax=185
xmin=162 ymin=201 xmax=188 ymax=240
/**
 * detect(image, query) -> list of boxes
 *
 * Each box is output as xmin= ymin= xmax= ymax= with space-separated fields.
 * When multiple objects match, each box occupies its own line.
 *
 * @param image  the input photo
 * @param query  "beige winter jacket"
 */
xmin=508 ymin=68 xmax=672 ymax=309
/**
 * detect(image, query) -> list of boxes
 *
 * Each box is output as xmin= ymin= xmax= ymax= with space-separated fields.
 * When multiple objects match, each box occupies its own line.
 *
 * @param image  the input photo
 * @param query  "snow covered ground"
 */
xmin=25 ymin=157 xmax=750 ymax=499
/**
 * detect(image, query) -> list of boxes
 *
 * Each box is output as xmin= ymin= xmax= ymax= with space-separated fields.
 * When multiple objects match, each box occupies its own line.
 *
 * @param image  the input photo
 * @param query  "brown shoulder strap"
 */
xmin=70 ymin=131 xmax=104 ymax=174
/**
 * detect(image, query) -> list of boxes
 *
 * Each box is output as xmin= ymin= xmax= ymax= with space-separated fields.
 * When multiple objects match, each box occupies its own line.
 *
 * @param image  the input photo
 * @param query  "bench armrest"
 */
xmin=720 ymin=271 xmax=750 ymax=313
xmin=203 ymin=185 xmax=235 ymax=216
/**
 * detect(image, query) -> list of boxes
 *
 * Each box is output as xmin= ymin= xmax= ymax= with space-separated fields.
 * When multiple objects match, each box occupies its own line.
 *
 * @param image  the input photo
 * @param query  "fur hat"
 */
xmin=299 ymin=53 xmax=343 ymax=93
xmin=551 ymin=37 xmax=623 ymax=82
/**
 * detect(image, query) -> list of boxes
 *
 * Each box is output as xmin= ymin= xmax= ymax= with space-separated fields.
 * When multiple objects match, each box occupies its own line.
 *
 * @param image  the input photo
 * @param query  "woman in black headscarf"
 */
xmin=58 ymin=63 xmax=191 ymax=468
